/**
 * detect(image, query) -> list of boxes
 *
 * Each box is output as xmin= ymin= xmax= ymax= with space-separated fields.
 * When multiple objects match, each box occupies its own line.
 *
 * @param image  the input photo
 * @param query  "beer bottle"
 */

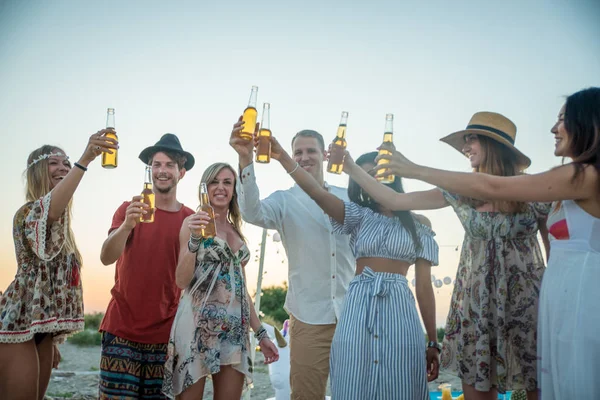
xmin=199 ymin=183 xmax=217 ymax=238
xmin=101 ymin=108 xmax=118 ymax=168
xmin=256 ymin=103 xmax=272 ymax=164
xmin=240 ymin=86 xmax=258 ymax=140
xmin=140 ymin=165 xmax=155 ymax=223
xmin=326 ymin=111 xmax=349 ymax=174
xmin=376 ymin=113 xmax=395 ymax=184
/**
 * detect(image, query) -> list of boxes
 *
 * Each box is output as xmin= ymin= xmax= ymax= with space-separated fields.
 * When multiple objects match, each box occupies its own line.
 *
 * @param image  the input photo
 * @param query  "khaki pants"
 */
xmin=289 ymin=315 xmax=336 ymax=400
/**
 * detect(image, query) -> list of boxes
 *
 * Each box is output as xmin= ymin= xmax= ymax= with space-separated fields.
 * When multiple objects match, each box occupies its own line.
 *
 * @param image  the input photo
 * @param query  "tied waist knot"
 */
xmin=362 ymin=267 xmax=398 ymax=333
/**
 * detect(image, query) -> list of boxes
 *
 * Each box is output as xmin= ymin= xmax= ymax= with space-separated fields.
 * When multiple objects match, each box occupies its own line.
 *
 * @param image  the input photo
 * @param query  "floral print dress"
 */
xmin=439 ymin=190 xmax=550 ymax=393
xmin=0 ymin=192 xmax=84 ymax=344
xmin=162 ymin=236 xmax=252 ymax=398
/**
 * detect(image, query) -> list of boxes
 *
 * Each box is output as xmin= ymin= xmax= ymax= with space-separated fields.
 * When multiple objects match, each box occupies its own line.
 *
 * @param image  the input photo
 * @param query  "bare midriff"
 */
xmin=356 ymin=257 xmax=410 ymax=276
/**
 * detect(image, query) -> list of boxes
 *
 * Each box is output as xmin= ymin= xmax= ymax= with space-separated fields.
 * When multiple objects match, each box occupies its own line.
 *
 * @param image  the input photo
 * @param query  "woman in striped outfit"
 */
xmin=267 ymin=136 xmax=440 ymax=400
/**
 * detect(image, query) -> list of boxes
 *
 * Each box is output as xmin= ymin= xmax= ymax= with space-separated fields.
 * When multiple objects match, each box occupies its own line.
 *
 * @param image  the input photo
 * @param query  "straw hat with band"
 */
xmin=439 ymin=111 xmax=531 ymax=169
xmin=139 ymin=133 xmax=195 ymax=170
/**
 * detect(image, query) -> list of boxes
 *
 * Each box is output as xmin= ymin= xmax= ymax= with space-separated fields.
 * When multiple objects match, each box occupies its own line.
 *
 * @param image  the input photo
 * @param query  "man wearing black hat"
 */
xmin=97 ymin=134 xmax=196 ymax=399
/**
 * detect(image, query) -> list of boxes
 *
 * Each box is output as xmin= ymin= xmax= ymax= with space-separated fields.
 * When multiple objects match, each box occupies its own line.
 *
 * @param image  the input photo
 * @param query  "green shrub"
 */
xmin=68 ymin=330 xmax=102 ymax=346
xmin=84 ymin=312 xmax=104 ymax=331
xmin=257 ymin=284 xmax=289 ymax=325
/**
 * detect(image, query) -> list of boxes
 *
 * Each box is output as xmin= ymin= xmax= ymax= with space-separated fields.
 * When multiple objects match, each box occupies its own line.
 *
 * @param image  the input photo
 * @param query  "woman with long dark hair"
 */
xmin=263 ymin=135 xmax=440 ymax=399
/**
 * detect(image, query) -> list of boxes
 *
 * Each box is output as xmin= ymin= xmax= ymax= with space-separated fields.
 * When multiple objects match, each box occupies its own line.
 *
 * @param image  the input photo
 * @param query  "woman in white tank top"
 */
xmin=348 ymin=87 xmax=600 ymax=400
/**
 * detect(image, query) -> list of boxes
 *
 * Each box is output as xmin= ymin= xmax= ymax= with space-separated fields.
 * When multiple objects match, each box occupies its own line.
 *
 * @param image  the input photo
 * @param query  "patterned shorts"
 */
xmin=99 ymin=332 xmax=168 ymax=399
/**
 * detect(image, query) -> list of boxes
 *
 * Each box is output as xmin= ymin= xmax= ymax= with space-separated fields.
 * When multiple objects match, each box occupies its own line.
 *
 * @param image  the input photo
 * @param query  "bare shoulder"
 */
xmin=412 ymin=212 xmax=432 ymax=228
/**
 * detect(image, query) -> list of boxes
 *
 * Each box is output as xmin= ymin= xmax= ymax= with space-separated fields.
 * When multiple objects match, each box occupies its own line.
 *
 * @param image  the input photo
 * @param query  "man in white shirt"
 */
xmin=230 ymin=121 xmax=355 ymax=400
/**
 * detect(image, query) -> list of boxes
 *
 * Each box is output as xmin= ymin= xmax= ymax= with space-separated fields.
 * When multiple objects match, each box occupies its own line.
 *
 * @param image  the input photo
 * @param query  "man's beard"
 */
xmin=155 ymin=182 xmax=176 ymax=194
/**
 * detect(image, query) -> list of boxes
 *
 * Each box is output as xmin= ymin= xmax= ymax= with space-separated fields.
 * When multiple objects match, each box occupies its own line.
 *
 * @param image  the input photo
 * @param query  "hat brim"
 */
xmin=439 ymin=128 xmax=531 ymax=169
xmin=138 ymin=145 xmax=195 ymax=170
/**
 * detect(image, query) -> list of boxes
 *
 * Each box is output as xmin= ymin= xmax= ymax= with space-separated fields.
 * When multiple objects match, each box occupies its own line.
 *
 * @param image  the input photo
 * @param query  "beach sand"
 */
xmin=45 ymin=342 xmax=462 ymax=399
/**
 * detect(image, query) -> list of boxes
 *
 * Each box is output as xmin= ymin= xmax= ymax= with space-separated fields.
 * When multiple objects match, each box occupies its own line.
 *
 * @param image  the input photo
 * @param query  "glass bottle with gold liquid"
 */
xmin=199 ymin=183 xmax=217 ymax=238
xmin=140 ymin=165 xmax=155 ymax=223
xmin=101 ymin=108 xmax=118 ymax=168
xmin=240 ymin=86 xmax=258 ymax=140
xmin=256 ymin=103 xmax=272 ymax=163
xmin=375 ymin=113 xmax=395 ymax=184
xmin=326 ymin=111 xmax=349 ymax=174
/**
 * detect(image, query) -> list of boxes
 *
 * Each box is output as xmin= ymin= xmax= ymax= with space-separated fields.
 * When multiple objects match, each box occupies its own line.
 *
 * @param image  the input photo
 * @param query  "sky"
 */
xmin=1 ymin=0 xmax=599 ymax=328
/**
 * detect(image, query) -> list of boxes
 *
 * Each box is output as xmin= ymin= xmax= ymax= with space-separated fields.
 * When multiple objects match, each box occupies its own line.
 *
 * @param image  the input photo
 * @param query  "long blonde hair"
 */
xmin=200 ymin=162 xmax=246 ymax=243
xmin=467 ymin=136 xmax=528 ymax=213
xmin=24 ymin=145 xmax=83 ymax=263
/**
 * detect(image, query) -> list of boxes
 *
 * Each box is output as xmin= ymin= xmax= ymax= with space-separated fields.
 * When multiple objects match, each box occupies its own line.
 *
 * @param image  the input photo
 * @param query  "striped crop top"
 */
xmin=330 ymin=201 xmax=439 ymax=266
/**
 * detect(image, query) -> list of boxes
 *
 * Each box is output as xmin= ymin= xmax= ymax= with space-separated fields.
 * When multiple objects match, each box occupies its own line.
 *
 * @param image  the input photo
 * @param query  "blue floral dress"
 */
xmin=439 ymin=190 xmax=551 ymax=393
xmin=162 ymin=236 xmax=252 ymax=398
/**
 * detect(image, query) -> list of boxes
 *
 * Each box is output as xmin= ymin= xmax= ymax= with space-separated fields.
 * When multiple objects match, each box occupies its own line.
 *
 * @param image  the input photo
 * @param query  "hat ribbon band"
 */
xmin=466 ymin=124 xmax=514 ymax=144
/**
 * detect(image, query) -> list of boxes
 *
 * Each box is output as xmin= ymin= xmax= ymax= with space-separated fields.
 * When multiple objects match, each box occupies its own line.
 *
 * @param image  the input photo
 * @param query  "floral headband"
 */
xmin=27 ymin=152 xmax=69 ymax=169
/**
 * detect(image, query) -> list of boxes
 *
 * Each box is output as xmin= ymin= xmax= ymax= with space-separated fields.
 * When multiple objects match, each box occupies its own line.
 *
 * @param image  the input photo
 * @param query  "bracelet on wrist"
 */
xmin=254 ymin=325 xmax=269 ymax=342
xmin=188 ymin=237 xmax=201 ymax=253
xmin=427 ymin=341 xmax=442 ymax=353
xmin=73 ymin=162 xmax=88 ymax=172
xmin=287 ymin=162 xmax=300 ymax=175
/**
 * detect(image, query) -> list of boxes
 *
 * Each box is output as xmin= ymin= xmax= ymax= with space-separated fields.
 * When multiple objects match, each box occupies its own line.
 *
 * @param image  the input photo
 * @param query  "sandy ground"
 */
xmin=44 ymin=342 xmax=462 ymax=399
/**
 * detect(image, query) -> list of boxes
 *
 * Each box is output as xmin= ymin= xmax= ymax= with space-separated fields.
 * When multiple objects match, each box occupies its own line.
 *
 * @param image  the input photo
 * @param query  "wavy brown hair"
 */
xmin=464 ymin=135 xmax=528 ymax=214
xmin=200 ymin=162 xmax=246 ymax=243
xmin=24 ymin=145 xmax=83 ymax=264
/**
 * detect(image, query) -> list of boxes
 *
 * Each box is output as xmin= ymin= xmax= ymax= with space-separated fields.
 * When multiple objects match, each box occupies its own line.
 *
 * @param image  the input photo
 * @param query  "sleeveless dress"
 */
xmin=538 ymin=200 xmax=600 ymax=399
xmin=162 ymin=236 xmax=252 ymax=398
xmin=0 ymin=192 xmax=84 ymax=344
xmin=439 ymin=190 xmax=550 ymax=393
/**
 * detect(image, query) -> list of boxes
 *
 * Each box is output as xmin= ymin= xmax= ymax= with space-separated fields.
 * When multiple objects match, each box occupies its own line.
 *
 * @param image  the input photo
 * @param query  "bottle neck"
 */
xmin=336 ymin=124 xmax=347 ymax=139
xmin=200 ymin=192 xmax=211 ymax=206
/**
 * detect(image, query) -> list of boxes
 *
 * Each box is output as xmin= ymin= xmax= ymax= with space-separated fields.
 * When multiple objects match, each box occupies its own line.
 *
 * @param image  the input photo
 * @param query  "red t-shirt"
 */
xmin=99 ymin=202 xmax=194 ymax=344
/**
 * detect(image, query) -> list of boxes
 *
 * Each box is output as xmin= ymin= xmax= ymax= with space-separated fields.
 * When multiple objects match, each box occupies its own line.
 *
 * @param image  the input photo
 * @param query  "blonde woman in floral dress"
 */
xmin=162 ymin=162 xmax=279 ymax=400
xmin=0 ymin=131 xmax=118 ymax=399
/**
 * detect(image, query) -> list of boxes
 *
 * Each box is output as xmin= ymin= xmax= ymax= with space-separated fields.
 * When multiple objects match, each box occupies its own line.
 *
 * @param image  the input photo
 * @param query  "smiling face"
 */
xmin=292 ymin=136 xmax=326 ymax=182
xmin=150 ymin=152 xmax=185 ymax=194
xmin=47 ymin=151 xmax=71 ymax=189
xmin=462 ymin=134 xmax=485 ymax=168
xmin=207 ymin=167 xmax=235 ymax=210
xmin=551 ymin=104 xmax=572 ymax=158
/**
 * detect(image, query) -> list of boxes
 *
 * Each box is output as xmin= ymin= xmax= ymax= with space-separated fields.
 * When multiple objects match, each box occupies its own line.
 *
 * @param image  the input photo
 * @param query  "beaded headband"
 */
xmin=27 ymin=152 xmax=68 ymax=169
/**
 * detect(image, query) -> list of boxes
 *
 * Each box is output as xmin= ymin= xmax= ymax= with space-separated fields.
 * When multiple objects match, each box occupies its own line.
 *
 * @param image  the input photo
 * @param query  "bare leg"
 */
xmin=212 ymin=366 xmax=244 ymax=400
xmin=462 ymin=382 xmax=498 ymax=400
xmin=177 ymin=376 xmax=206 ymax=400
xmin=36 ymin=335 xmax=54 ymax=400
xmin=0 ymin=340 xmax=40 ymax=400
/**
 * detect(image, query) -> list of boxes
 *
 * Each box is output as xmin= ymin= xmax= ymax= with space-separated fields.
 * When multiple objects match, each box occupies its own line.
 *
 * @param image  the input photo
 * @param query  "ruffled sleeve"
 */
xmin=415 ymin=222 xmax=439 ymax=266
xmin=24 ymin=192 xmax=68 ymax=261
xmin=330 ymin=201 xmax=370 ymax=236
xmin=438 ymin=188 xmax=460 ymax=208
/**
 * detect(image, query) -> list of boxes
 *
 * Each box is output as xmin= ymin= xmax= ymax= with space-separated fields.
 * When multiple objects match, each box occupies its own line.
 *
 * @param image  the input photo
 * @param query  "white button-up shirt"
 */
xmin=237 ymin=163 xmax=355 ymax=325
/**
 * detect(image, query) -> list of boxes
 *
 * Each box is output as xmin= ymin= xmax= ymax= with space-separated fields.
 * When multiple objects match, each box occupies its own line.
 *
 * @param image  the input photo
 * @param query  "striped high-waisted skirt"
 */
xmin=330 ymin=267 xmax=428 ymax=400
xmin=99 ymin=332 xmax=168 ymax=399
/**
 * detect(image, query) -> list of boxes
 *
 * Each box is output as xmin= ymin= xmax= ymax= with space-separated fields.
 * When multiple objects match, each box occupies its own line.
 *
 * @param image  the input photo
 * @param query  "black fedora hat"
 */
xmin=138 ymin=133 xmax=195 ymax=170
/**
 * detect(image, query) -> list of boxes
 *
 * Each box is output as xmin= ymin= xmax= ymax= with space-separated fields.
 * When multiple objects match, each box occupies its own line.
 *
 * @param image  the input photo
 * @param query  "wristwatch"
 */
xmin=427 ymin=341 xmax=442 ymax=353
